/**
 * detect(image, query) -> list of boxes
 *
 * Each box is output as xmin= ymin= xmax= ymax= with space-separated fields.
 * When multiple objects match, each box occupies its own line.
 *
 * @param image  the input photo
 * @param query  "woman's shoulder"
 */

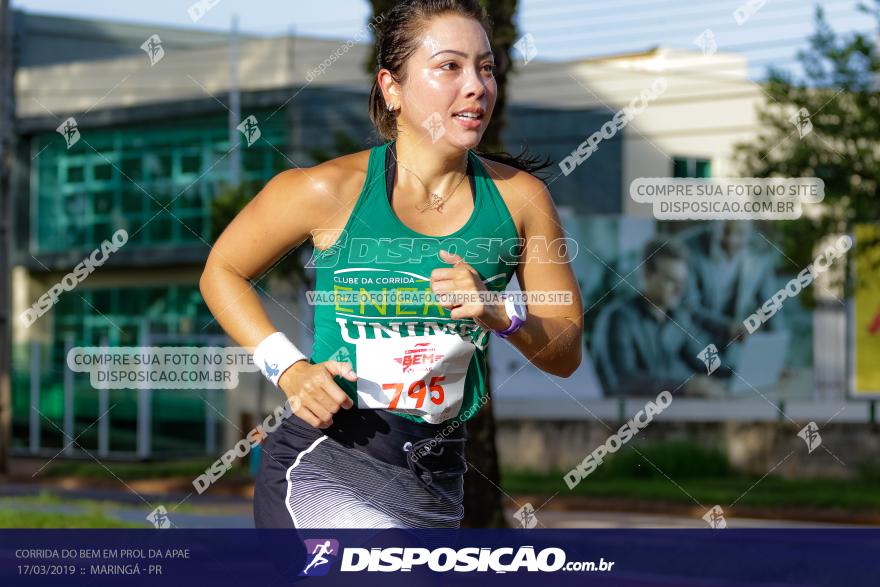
xmin=272 ymin=148 xmax=372 ymax=199
xmin=474 ymin=153 xmax=555 ymax=234
xmin=250 ymin=149 xmax=373 ymax=250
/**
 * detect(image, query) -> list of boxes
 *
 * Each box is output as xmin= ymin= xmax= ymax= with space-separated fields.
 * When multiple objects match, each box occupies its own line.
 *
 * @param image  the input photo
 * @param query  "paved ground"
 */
xmin=523 ymin=509 xmax=864 ymax=529
xmin=0 ymin=484 xmax=869 ymax=529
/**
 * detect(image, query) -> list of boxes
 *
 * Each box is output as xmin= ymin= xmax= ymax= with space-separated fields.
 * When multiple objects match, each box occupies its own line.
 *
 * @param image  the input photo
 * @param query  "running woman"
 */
xmin=200 ymin=0 xmax=583 ymax=529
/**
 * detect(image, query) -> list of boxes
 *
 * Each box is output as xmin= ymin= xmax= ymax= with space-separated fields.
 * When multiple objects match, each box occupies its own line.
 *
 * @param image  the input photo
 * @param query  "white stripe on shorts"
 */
xmin=284 ymin=433 xmax=463 ymax=529
xmin=284 ymin=435 xmax=328 ymax=528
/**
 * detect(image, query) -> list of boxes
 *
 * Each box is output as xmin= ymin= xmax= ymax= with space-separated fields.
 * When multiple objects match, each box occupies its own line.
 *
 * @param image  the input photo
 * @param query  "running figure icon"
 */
xmin=301 ymin=540 xmax=336 ymax=575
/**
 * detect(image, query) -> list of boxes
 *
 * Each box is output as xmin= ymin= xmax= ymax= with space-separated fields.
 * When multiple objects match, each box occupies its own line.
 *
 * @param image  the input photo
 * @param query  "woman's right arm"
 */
xmin=199 ymin=168 xmax=355 ymax=428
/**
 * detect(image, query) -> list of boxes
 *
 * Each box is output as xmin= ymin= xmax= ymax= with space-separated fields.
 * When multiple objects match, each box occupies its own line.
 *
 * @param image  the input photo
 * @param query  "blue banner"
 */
xmin=1 ymin=529 xmax=877 ymax=586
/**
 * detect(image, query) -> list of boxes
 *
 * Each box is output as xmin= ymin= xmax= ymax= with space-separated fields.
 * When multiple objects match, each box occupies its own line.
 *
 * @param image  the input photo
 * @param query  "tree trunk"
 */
xmin=463 ymin=0 xmax=518 ymax=529
xmin=366 ymin=0 xmax=519 ymax=528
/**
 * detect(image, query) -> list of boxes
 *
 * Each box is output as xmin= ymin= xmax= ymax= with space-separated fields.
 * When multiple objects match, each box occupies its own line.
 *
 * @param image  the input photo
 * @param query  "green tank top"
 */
xmin=307 ymin=141 xmax=520 ymax=424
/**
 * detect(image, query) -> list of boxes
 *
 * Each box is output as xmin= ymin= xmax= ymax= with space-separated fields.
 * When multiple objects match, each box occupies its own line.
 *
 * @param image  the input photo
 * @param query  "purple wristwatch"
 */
xmin=493 ymin=293 xmax=527 ymax=338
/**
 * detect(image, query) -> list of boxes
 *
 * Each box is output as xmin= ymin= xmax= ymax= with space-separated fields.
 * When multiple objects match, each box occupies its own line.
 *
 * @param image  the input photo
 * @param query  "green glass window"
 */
xmin=11 ymin=284 xmax=225 ymax=456
xmin=673 ymin=156 xmax=712 ymax=178
xmin=31 ymin=110 xmax=288 ymax=253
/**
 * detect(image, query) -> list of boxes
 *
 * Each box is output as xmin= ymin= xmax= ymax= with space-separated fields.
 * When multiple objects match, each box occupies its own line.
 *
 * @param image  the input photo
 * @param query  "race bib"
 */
xmin=355 ymin=333 xmax=476 ymax=424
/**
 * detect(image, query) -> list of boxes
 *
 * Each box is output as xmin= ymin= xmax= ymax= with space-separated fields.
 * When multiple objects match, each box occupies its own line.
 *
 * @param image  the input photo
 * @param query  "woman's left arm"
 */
xmin=496 ymin=175 xmax=584 ymax=377
xmin=431 ymin=171 xmax=584 ymax=377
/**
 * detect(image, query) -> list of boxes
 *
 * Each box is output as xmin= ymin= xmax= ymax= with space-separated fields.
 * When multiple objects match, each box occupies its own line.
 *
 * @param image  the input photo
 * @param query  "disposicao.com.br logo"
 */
xmin=299 ymin=540 xmax=615 ymax=574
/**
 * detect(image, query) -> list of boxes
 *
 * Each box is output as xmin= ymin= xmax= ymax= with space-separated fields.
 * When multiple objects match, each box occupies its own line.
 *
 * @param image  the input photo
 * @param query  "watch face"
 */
xmin=512 ymin=303 xmax=526 ymax=321
xmin=505 ymin=295 xmax=526 ymax=321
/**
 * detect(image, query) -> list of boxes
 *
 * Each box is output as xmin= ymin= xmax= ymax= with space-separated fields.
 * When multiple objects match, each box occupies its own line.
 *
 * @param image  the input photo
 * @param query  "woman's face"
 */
xmin=392 ymin=14 xmax=497 ymax=151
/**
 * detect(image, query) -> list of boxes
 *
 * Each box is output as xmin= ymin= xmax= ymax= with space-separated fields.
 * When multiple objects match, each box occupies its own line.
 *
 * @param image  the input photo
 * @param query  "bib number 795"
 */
xmin=383 ymin=375 xmax=446 ymax=409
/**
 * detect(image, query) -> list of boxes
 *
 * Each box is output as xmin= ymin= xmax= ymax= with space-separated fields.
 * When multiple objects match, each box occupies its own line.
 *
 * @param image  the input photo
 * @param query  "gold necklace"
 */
xmin=391 ymin=147 xmax=469 ymax=213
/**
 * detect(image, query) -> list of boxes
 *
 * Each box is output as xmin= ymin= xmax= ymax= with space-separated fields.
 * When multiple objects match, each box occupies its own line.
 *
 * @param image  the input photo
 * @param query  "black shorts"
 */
xmin=253 ymin=407 xmax=468 ymax=529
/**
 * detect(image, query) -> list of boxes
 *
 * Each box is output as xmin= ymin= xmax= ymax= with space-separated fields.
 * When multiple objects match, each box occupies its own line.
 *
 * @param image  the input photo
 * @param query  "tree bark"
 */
xmin=366 ymin=0 xmax=519 ymax=528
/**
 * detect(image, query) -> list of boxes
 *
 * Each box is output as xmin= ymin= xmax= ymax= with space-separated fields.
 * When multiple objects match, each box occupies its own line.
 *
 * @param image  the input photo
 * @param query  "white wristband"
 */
xmin=252 ymin=332 xmax=308 ymax=387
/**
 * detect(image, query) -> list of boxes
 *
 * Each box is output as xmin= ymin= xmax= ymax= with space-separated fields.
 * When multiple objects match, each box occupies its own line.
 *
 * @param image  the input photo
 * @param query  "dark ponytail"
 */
xmin=475 ymin=146 xmax=555 ymax=181
xmin=368 ymin=0 xmax=554 ymax=181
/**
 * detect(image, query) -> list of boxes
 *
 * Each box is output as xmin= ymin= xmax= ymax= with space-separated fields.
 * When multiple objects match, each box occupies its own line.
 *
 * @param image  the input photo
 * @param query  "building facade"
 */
xmin=9 ymin=12 xmax=775 ymax=460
